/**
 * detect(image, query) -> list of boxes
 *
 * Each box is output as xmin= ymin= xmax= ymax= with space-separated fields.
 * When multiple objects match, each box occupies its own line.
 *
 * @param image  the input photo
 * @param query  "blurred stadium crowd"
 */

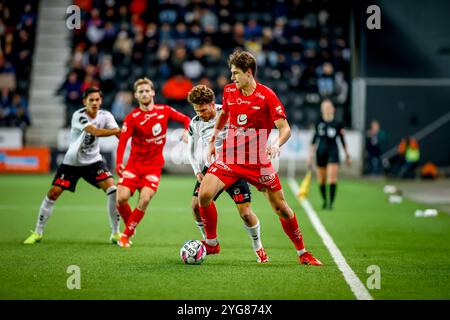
xmin=60 ymin=0 xmax=351 ymax=126
xmin=0 ymin=1 xmax=36 ymax=129
xmin=0 ymin=0 xmax=351 ymax=129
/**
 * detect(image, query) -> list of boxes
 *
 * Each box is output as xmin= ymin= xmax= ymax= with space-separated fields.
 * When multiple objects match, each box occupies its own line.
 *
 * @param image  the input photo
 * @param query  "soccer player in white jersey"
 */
xmin=23 ymin=87 xmax=122 ymax=244
xmin=187 ymin=85 xmax=268 ymax=263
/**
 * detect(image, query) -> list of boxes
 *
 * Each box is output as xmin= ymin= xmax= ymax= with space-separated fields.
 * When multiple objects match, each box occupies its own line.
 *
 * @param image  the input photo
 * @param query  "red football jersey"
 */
xmin=220 ymin=82 xmax=287 ymax=165
xmin=116 ymin=105 xmax=190 ymax=168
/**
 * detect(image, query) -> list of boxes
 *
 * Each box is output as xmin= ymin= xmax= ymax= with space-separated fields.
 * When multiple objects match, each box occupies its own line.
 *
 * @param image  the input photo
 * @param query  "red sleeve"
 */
xmin=116 ymin=114 xmax=134 ymax=166
xmin=266 ymin=88 xmax=287 ymax=121
xmin=168 ymin=106 xmax=190 ymax=129
xmin=222 ymin=89 xmax=229 ymax=113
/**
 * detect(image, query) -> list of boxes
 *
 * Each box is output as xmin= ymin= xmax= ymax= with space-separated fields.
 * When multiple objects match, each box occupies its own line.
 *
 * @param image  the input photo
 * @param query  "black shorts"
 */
xmin=192 ymin=167 xmax=251 ymax=204
xmin=51 ymin=161 xmax=113 ymax=192
xmin=316 ymin=146 xmax=340 ymax=167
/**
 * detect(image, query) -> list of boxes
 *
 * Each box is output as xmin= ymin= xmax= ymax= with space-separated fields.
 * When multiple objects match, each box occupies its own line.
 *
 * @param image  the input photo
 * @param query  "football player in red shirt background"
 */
xmin=198 ymin=50 xmax=322 ymax=266
xmin=115 ymin=77 xmax=190 ymax=247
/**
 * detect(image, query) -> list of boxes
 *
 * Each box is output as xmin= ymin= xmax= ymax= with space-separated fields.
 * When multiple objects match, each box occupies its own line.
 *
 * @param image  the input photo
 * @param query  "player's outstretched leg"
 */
xmin=99 ymin=179 xmax=122 ymax=243
xmin=237 ymin=203 xmax=268 ymax=263
xmin=191 ymin=196 xmax=206 ymax=240
xmin=265 ymin=189 xmax=322 ymax=266
xmin=24 ymin=187 xmax=61 ymax=244
xmin=198 ymin=173 xmax=225 ymax=255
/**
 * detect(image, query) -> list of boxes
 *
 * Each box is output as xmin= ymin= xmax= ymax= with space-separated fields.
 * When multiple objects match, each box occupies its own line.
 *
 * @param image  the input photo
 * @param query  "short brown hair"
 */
xmin=228 ymin=49 xmax=257 ymax=77
xmin=133 ymin=77 xmax=154 ymax=92
xmin=187 ymin=85 xmax=215 ymax=105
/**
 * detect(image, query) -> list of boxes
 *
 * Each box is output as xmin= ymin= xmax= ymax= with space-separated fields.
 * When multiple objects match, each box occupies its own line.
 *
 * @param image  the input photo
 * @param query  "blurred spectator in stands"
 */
xmin=131 ymin=32 xmax=146 ymax=65
xmin=365 ymin=120 xmax=387 ymax=176
xmin=334 ymin=71 xmax=348 ymax=104
xmin=9 ymin=93 xmax=31 ymax=145
xmin=0 ymin=53 xmax=16 ymax=90
xmin=113 ymin=30 xmax=133 ymax=62
xmin=162 ymin=73 xmax=193 ymax=101
xmin=99 ymin=55 xmax=116 ymax=96
xmin=111 ymin=91 xmax=133 ymax=125
xmin=156 ymin=43 xmax=171 ymax=78
xmin=317 ymin=62 xmax=335 ymax=98
xmin=56 ymin=71 xmax=82 ymax=127
xmin=398 ymin=136 xmax=421 ymax=179
xmin=162 ymin=73 xmax=193 ymax=109
xmin=0 ymin=88 xmax=12 ymax=126
xmin=86 ymin=8 xmax=104 ymax=45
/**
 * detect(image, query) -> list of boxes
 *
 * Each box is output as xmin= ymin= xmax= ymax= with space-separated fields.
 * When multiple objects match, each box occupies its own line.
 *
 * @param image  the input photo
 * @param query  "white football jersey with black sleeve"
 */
xmin=63 ymin=108 xmax=119 ymax=166
xmin=187 ymin=104 xmax=227 ymax=175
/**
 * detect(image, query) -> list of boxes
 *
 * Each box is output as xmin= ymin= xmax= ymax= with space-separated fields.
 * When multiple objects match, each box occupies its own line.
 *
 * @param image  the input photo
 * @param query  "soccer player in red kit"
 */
xmin=198 ymin=50 xmax=322 ymax=265
xmin=115 ymin=77 xmax=190 ymax=247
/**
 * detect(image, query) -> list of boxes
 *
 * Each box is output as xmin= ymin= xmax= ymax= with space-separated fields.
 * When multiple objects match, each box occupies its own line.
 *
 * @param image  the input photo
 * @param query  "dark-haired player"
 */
xmin=198 ymin=50 xmax=322 ymax=266
xmin=24 ymin=87 xmax=122 ymax=244
xmin=187 ymin=84 xmax=268 ymax=263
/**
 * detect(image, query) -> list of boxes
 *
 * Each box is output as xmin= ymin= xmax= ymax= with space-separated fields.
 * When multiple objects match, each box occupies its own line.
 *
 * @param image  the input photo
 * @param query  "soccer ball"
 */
xmin=180 ymin=240 xmax=206 ymax=265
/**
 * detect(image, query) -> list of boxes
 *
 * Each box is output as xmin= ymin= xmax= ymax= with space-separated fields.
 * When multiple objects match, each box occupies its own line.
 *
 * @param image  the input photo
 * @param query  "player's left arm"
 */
xmin=84 ymin=125 xmax=120 ymax=137
xmin=338 ymin=123 xmax=351 ymax=166
xmin=266 ymin=90 xmax=290 ymax=159
xmin=267 ymin=118 xmax=291 ymax=159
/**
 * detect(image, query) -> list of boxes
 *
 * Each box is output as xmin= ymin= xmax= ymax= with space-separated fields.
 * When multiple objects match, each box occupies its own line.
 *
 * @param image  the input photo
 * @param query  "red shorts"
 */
xmin=118 ymin=165 xmax=162 ymax=194
xmin=207 ymin=160 xmax=282 ymax=192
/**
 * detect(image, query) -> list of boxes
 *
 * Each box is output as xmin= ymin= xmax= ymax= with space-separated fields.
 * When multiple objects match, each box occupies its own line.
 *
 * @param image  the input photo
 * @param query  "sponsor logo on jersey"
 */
xmin=236 ymin=98 xmax=251 ymax=105
xmin=145 ymin=175 xmax=160 ymax=182
xmin=152 ymin=123 xmax=162 ymax=136
xmin=214 ymin=160 xmax=231 ymax=171
xmin=122 ymin=123 xmax=127 ymax=132
xmin=233 ymin=188 xmax=240 ymax=195
xmin=157 ymin=114 xmax=165 ymax=119
xmin=275 ymin=105 xmax=283 ymax=114
xmin=227 ymin=99 xmax=236 ymax=105
xmin=140 ymin=113 xmax=157 ymax=125
xmin=327 ymin=127 xmax=336 ymax=138
xmin=226 ymin=87 xmax=237 ymax=92
xmin=255 ymin=92 xmax=266 ymax=100
xmin=251 ymin=106 xmax=261 ymax=110
xmin=132 ymin=111 xmax=141 ymax=118
xmin=258 ymin=174 xmax=277 ymax=185
xmin=237 ymin=114 xmax=248 ymax=125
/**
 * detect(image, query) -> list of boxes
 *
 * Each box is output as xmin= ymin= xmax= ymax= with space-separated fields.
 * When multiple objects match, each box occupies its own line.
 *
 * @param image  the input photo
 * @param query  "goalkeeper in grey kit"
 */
xmin=186 ymin=84 xmax=268 ymax=263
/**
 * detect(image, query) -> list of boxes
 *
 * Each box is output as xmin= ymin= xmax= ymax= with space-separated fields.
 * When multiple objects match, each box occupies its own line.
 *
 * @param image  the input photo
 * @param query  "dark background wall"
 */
xmin=353 ymin=0 xmax=450 ymax=166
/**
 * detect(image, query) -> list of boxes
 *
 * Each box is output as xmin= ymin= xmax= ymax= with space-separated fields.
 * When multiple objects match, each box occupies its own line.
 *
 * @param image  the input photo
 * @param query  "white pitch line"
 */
xmin=288 ymin=178 xmax=374 ymax=300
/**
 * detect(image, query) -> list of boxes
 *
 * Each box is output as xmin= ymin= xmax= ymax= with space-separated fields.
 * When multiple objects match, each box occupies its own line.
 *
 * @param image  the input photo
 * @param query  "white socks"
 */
xmin=244 ymin=220 xmax=263 ymax=251
xmin=36 ymin=196 xmax=55 ymax=234
xmin=195 ymin=221 xmax=206 ymax=240
xmin=106 ymin=186 xmax=120 ymax=234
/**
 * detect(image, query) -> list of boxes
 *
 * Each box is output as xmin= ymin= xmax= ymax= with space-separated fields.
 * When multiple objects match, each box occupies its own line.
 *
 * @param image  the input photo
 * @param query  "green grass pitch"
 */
xmin=0 ymin=174 xmax=449 ymax=299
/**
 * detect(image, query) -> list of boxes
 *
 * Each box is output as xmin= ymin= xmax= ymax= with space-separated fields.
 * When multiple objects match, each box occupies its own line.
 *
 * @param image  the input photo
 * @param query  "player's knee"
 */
xmin=238 ymin=204 xmax=252 ymax=221
xmin=116 ymin=195 xmax=128 ymax=206
xmin=273 ymin=201 xmax=292 ymax=218
xmin=191 ymin=198 xmax=200 ymax=213
xmin=47 ymin=188 xmax=62 ymax=201
xmin=198 ymin=190 xmax=213 ymax=207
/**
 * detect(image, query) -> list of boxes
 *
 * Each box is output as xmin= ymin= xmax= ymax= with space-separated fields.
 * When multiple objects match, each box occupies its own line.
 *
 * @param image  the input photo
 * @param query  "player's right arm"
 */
xmin=115 ymin=115 xmax=134 ymax=177
xmin=187 ymin=120 xmax=203 ymax=182
xmin=84 ymin=113 xmax=120 ymax=137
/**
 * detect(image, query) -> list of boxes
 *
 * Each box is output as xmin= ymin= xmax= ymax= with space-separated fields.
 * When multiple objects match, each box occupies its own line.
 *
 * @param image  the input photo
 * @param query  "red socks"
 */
xmin=124 ymin=208 xmax=145 ymax=237
xmin=117 ymin=203 xmax=132 ymax=224
xmin=199 ymin=202 xmax=218 ymax=239
xmin=279 ymin=214 xmax=305 ymax=251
